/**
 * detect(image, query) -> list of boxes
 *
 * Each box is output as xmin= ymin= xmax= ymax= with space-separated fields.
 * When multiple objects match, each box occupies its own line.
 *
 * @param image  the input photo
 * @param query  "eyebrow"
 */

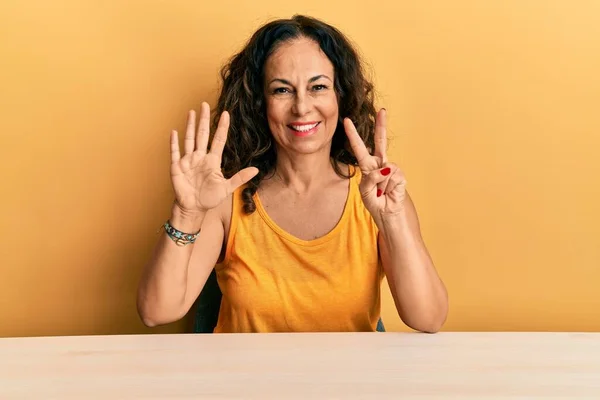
xmin=268 ymin=75 xmax=332 ymax=85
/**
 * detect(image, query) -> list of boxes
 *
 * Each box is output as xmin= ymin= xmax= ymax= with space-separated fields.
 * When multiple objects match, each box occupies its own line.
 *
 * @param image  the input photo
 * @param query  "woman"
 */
xmin=137 ymin=15 xmax=448 ymax=333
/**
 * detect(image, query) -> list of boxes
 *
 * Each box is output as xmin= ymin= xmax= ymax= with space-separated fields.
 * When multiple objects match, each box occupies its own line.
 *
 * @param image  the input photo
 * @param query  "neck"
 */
xmin=273 ymin=148 xmax=335 ymax=193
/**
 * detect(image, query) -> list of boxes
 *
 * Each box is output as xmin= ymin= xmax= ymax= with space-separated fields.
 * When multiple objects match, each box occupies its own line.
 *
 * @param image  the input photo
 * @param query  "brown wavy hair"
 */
xmin=211 ymin=15 xmax=377 ymax=214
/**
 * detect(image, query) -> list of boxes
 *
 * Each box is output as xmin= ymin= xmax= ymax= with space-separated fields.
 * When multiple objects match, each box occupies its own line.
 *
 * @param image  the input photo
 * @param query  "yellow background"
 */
xmin=1 ymin=1 xmax=599 ymax=337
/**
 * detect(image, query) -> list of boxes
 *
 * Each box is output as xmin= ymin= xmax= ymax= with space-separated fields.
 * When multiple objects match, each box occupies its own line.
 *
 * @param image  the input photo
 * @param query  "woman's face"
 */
xmin=263 ymin=37 xmax=339 ymax=156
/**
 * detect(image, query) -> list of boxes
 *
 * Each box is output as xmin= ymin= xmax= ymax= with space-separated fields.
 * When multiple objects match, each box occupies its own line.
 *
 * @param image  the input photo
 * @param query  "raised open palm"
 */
xmin=171 ymin=102 xmax=258 ymax=214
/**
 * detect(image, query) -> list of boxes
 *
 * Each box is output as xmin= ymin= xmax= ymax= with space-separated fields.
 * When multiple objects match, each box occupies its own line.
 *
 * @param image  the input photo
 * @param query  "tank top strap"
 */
xmin=223 ymin=183 xmax=247 ymax=262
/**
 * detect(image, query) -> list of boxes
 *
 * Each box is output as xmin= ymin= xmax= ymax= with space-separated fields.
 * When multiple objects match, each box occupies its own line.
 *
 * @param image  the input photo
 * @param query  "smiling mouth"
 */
xmin=287 ymin=122 xmax=321 ymax=136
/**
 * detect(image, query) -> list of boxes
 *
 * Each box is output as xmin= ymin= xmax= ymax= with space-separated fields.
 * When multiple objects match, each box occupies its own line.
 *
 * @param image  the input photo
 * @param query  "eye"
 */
xmin=312 ymin=84 xmax=328 ymax=91
xmin=273 ymin=87 xmax=291 ymax=94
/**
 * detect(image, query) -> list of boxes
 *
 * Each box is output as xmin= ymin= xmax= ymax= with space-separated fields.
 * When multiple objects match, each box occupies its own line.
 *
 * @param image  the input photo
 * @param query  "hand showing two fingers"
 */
xmin=343 ymin=109 xmax=407 ymax=216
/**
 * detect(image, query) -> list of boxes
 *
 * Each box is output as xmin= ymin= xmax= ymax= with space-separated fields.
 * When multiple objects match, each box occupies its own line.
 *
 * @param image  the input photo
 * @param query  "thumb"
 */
xmin=226 ymin=167 xmax=259 ymax=195
xmin=360 ymin=168 xmax=389 ymax=197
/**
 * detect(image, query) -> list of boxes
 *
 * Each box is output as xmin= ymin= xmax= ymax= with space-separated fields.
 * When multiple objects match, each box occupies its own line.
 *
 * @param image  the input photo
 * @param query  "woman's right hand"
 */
xmin=170 ymin=102 xmax=258 ymax=216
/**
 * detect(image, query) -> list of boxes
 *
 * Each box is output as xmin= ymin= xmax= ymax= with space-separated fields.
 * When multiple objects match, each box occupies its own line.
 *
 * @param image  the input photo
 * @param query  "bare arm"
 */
xmin=136 ymin=204 xmax=224 ymax=327
xmin=377 ymin=192 xmax=448 ymax=333
xmin=136 ymin=102 xmax=257 ymax=327
xmin=344 ymin=109 xmax=448 ymax=333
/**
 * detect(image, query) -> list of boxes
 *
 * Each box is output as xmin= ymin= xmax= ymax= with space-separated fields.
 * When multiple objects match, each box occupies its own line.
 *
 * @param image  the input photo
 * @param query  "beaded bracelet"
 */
xmin=162 ymin=220 xmax=200 ymax=246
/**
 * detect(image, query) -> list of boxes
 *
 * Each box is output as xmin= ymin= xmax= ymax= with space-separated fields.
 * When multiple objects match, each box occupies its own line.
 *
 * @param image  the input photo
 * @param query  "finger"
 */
xmin=197 ymin=102 xmax=210 ymax=155
xmin=363 ymin=165 xmax=398 ymax=198
xmin=343 ymin=118 xmax=373 ymax=170
xmin=226 ymin=167 xmax=259 ymax=195
xmin=171 ymin=130 xmax=181 ymax=164
xmin=359 ymin=168 xmax=389 ymax=198
xmin=209 ymin=110 xmax=230 ymax=157
xmin=184 ymin=110 xmax=196 ymax=155
xmin=377 ymin=165 xmax=397 ymax=197
xmin=382 ymin=166 xmax=406 ymax=195
xmin=374 ymin=109 xmax=387 ymax=164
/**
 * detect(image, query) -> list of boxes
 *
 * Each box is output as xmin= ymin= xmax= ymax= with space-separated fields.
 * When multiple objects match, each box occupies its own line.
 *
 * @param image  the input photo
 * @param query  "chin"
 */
xmin=283 ymin=140 xmax=332 ymax=156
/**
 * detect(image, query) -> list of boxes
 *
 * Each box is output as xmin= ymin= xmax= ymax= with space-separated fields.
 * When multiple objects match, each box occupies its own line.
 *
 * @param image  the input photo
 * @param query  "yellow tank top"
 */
xmin=213 ymin=166 xmax=384 ymax=333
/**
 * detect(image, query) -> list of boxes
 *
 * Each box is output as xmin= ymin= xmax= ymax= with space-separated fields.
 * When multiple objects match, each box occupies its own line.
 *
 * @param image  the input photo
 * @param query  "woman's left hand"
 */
xmin=344 ymin=109 xmax=407 ymax=217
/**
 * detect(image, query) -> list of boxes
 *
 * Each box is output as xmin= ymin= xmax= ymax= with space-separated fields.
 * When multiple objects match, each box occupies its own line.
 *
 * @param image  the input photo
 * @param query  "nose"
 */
xmin=291 ymin=90 xmax=310 ymax=116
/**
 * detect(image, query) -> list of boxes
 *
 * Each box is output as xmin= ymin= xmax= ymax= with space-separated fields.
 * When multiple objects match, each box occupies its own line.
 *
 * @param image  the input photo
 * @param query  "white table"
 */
xmin=1 ymin=332 xmax=599 ymax=399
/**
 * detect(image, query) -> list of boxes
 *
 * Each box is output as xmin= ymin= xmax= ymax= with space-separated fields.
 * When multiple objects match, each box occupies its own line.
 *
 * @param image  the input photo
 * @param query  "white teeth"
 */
xmin=290 ymin=123 xmax=318 ymax=132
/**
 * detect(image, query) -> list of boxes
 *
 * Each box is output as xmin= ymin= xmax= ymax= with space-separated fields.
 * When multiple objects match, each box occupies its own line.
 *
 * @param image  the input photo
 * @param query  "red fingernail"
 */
xmin=377 ymin=189 xmax=382 ymax=197
xmin=381 ymin=167 xmax=391 ymax=176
